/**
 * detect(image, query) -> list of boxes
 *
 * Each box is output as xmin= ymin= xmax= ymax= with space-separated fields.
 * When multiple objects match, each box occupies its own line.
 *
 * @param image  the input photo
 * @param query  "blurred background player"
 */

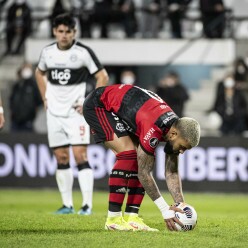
xmin=35 ymin=13 xmax=109 ymax=215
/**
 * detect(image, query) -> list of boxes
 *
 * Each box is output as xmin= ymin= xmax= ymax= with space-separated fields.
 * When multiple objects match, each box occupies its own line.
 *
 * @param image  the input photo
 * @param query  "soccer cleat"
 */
xmin=54 ymin=205 xmax=75 ymax=214
xmin=105 ymin=216 xmax=134 ymax=231
xmin=124 ymin=215 xmax=159 ymax=232
xmin=78 ymin=205 xmax=92 ymax=215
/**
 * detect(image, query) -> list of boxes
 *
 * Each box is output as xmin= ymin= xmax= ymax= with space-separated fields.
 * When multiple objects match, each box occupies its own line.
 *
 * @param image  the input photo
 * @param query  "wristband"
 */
xmin=162 ymin=209 xmax=175 ymax=219
xmin=0 ymin=106 xmax=4 ymax=114
xmin=154 ymin=196 xmax=173 ymax=219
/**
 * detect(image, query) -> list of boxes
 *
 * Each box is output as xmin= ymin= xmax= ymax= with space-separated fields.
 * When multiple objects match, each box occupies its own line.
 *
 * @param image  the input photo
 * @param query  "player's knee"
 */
xmin=55 ymin=152 xmax=69 ymax=164
xmin=54 ymin=148 xmax=69 ymax=164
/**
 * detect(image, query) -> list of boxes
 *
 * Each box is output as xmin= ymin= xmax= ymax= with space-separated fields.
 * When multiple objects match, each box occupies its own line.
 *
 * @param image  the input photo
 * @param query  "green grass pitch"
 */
xmin=0 ymin=189 xmax=247 ymax=248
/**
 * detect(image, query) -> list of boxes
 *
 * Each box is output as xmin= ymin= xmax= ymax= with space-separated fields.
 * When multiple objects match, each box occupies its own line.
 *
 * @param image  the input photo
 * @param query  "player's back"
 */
xmin=100 ymin=84 xmax=176 ymax=133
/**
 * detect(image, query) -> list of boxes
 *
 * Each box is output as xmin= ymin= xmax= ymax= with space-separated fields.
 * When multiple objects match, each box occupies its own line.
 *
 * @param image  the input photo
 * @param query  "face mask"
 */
xmin=224 ymin=78 xmax=235 ymax=88
xmin=121 ymin=76 xmax=135 ymax=85
xmin=21 ymin=68 xmax=32 ymax=79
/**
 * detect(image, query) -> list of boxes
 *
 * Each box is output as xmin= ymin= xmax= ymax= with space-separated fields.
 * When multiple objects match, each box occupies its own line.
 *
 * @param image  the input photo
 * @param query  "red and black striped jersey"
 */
xmin=100 ymin=84 xmax=179 ymax=155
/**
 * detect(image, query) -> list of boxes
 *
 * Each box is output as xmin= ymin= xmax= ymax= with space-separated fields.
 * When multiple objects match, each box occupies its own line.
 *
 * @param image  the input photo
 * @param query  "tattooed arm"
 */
xmin=165 ymin=153 xmax=184 ymax=203
xmin=137 ymin=145 xmax=184 ymax=231
xmin=137 ymin=145 xmax=161 ymax=201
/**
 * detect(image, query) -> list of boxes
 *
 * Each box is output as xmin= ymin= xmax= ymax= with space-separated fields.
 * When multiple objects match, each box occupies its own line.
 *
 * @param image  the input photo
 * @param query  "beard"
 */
xmin=164 ymin=141 xmax=179 ymax=155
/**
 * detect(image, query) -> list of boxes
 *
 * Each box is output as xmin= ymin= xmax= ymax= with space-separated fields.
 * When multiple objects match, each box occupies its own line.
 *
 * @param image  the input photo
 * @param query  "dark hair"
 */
xmin=52 ymin=13 xmax=76 ymax=29
xmin=167 ymin=71 xmax=179 ymax=79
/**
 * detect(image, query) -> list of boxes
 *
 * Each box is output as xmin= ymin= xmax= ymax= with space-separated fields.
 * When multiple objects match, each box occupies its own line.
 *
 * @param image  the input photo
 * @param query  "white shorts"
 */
xmin=47 ymin=110 xmax=90 ymax=148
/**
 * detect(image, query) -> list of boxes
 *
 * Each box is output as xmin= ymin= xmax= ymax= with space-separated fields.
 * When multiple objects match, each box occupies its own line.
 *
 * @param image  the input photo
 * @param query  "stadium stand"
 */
xmin=0 ymin=0 xmax=248 ymax=136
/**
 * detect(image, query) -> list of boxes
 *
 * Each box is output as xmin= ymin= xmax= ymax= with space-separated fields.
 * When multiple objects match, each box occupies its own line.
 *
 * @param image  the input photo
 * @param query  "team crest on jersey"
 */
xmin=149 ymin=137 xmax=159 ymax=148
xmin=70 ymin=54 xmax=78 ymax=62
xmin=116 ymin=123 xmax=125 ymax=132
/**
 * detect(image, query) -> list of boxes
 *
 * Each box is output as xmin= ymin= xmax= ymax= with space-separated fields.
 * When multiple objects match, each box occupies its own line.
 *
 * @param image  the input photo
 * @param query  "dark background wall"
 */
xmin=0 ymin=133 xmax=247 ymax=192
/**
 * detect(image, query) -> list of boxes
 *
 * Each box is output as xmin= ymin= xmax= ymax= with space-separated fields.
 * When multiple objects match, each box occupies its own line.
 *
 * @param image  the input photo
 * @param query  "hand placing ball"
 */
xmin=174 ymin=202 xmax=197 ymax=231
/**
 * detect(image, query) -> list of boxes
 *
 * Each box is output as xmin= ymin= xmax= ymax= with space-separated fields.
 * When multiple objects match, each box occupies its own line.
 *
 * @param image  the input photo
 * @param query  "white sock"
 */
xmin=78 ymin=168 xmax=94 ymax=209
xmin=56 ymin=168 xmax=74 ymax=208
xmin=108 ymin=211 xmax=122 ymax=218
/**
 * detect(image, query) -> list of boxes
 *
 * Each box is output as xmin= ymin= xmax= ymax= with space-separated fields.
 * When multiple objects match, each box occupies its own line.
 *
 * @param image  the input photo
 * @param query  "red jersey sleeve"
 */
xmin=139 ymin=125 xmax=163 ymax=155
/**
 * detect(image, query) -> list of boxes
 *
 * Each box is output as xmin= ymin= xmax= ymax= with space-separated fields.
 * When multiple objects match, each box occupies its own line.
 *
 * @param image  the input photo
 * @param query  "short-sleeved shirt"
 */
xmin=37 ymin=40 xmax=103 ymax=117
xmin=100 ymin=84 xmax=179 ymax=154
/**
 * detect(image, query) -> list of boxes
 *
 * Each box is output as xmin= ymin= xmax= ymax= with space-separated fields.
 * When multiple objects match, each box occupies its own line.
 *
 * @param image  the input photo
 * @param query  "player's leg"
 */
xmin=124 ymin=172 xmax=158 ymax=231
xmin=83 ymin=91 xmax=148 ymax=230
xmin=47 ymin=111 xmax=74 ymax=214
xmin=53 ymin=146 xmax=74 ymax=214
xmin=67 ymin=111 xmax=93 ymax=215
xmin=72 ymin=145 xmax=93 ymax=215
xmin=104 ymin=135 xmax=137 ymax=230
xmin=108 ymin=139 xmax=158 ymax=231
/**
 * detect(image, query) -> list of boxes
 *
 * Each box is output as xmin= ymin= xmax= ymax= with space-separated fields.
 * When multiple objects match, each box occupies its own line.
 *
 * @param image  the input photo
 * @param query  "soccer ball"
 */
xmin=174 ymin=202 xmax=197 ymax=231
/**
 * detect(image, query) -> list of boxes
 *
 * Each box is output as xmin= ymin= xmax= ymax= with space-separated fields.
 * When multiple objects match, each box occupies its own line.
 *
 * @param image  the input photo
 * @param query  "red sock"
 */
xmin=108 ymin=150 xmax=138 ymax=212
xmin=125 ymin=158 xmax=145 ymax=214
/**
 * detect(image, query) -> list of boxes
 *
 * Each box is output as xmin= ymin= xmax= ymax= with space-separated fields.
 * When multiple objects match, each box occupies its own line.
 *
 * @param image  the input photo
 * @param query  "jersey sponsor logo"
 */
xmin=51 ymin=69 xmax=71 ymax=85
xmin=149 ymin=137 xmax=159 ymax=148
xmin=162 ymin=112 xmax=177 ymax=125
xmin=144 ymin=127 xmax=155 ymax=141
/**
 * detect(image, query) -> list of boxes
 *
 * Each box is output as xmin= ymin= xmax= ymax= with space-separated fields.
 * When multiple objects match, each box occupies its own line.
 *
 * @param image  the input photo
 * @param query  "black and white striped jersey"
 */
xmin=38 ymin=40 xmax=103 ymax=117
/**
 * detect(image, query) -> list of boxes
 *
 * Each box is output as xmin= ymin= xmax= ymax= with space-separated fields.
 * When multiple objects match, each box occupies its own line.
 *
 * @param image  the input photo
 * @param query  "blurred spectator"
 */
xmin=5 ymin=0 xmax=32 ymax=55
xmin=234 ymin=57 xmax=248 ymax=86
xmin=166 ymin=0 xmax=191 ymax=38
xmin=212 ymin=75 xmax=247 ymax=135
xmin=0 ymin=0 xmax=7 ymax=11
xmin=155 ymin=71 xmax=189 ymax=117
xmin=234 ymin=57 xmax=248 ymax=130
xmin=199 ymin=0 xmax=225 ymax=38
xmin=0 ymin=92 xmax=5 ymax=130
xmin=50 ymin=0 xmax=66 ymax=37
xmin=137 ymin=0 xmax=161 ymax=38
xmin=92 ymin=0 xmax=137 ymax=38
xmin=120 ymin=69 xmax=137 ymax=85
xmin=72 ymin=0 xmax=95 ymax=38
xmin=9 ymin=63 xmax=42 ymax=132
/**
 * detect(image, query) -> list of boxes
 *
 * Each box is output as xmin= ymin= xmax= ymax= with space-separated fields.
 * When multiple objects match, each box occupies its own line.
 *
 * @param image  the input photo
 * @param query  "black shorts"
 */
xmin=83 ymin=87 xmax=129 ymax=143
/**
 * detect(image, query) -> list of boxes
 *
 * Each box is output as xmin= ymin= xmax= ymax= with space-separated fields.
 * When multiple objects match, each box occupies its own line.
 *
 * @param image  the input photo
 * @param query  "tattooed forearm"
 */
xmin=165 ymin=154 xmax=184 ymax=203
xmin=137 ymin=146 xmax=161 ymax=201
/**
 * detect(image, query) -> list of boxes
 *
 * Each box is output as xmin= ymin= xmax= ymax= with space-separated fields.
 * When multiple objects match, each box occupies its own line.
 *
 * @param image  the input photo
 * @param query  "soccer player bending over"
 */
xmin=83 ymin=84 xmax=200 ymax=231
